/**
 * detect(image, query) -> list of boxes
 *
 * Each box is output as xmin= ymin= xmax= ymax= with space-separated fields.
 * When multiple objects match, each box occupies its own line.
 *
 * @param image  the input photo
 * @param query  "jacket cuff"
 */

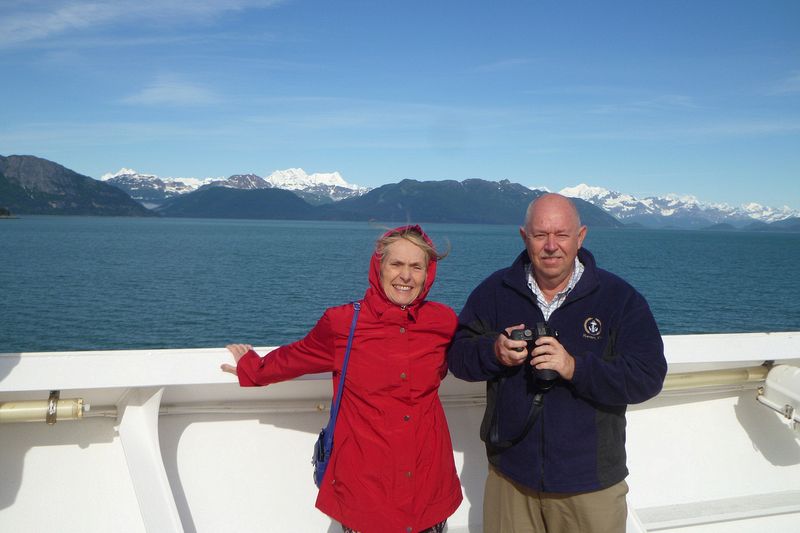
xmin=569 ymin=352 xmax=585 ymax=388
xmin=235 ymin=349 xmax=261 ymax=387
xmin=479 ymin=336 xmax=505 ymax=376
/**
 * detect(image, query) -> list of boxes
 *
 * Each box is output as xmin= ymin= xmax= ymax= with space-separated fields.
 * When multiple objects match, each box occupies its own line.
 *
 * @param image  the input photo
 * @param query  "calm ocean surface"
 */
xmin=2 ymin=216 xmax=799 ymax=353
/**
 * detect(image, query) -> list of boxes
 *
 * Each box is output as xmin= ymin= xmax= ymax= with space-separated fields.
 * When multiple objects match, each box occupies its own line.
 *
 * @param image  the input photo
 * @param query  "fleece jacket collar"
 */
xmin=502 ymin=248 xmax=601 ymax=309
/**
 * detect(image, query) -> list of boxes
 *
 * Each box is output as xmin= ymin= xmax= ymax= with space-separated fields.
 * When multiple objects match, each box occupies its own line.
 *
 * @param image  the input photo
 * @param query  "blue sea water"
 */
xmin=1 ymin=216 xmax=799 ymax=353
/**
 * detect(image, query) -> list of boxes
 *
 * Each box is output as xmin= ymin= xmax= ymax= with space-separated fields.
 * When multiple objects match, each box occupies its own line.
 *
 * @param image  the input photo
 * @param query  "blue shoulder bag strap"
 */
xmin=322 ymin=301 xmax=361 ymax=451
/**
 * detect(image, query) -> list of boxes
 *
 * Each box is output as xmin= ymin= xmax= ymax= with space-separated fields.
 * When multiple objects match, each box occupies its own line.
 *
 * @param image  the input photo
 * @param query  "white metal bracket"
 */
xmin=117 ymin=387 xmax=183 ymax=533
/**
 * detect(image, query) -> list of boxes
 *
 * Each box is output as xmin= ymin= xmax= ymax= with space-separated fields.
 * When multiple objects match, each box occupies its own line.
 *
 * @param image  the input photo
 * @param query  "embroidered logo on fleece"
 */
xmin=583 ymin=317 xmax=602 ymax=339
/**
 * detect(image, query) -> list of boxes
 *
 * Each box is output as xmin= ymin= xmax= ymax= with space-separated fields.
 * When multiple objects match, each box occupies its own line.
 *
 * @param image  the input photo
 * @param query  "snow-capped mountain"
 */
xmin=100 ymin=169 xmax=220 ymax=206
xmin=558 ymin=183 xmax=799 ymax=227
xmin=738 ymin=202 xmax=799 ymax=223
xmin=100 ymin=168 xmax=369 ymax=207
xmin=265 ymin=168 xmax=370 ymax=203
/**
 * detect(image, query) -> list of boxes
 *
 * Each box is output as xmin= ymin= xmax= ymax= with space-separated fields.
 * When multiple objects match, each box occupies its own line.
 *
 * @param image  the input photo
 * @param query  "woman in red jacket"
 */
xmin=221 ymin=225 xmax=462 ymax=533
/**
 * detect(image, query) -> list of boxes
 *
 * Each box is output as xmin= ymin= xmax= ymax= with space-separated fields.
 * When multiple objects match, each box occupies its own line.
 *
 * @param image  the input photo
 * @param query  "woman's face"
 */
xmin=380 ymin=238 xmax=428 ymax=306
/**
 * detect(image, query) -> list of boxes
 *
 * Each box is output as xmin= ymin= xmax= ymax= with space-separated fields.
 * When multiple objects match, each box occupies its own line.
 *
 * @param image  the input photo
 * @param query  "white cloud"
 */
xmin=769 ymin=72 xmax=800 ymax=95
xmin=0 ymin=0 xmax=284 ymax=47
xmin=122 ymin=76 xmax=218 ymax=106
xmin=571 ymin=118 xmax=800 ymax=141
xmin=0 ymin=2 xmax=118 ymax=45
xmin=473 ymin=58 xmax=533 ymax=73
xmin=590 ymin=94 xmax=698 ymax=115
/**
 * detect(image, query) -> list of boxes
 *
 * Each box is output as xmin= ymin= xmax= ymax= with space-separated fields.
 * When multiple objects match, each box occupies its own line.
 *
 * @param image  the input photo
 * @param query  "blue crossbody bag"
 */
xmin=312 ymin=301 xmax=360 ymax=488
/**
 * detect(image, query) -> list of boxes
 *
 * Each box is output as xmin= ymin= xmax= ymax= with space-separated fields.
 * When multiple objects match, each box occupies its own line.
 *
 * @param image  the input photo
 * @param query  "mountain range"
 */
xmin=2 ymin=154 xmax=798 ymax=231
xmin=0 ymin=155 xmax=151 ymax=216
xmin=559 ymin=184 xmax=798 ymax=228
xmin=100 ymin=167 xmax=368 ymax=207
xmin=101 ymin=166 xmax=800 ymax=229
xmin=153 ymin=177 xmax=621 ymax=226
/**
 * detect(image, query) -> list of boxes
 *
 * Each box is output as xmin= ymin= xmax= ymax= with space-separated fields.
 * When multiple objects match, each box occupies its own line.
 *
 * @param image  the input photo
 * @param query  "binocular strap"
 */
xmin=486 ymin=377 xmax=545 ymax=450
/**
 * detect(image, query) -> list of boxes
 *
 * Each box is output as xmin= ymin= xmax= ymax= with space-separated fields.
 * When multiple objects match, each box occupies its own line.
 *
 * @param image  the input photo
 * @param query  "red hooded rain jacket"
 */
xmin=236 ymin=226 xmax=462 ymax=532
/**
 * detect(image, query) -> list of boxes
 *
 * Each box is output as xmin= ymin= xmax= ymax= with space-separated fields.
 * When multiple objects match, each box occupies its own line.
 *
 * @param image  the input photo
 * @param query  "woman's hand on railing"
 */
xmin=220 ymin=344 xmax=252 ymax=375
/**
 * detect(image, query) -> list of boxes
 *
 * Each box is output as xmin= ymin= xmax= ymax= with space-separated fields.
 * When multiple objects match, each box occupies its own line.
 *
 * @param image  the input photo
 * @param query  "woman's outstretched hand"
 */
xmin=221 ymin=343 xmax=253 ymax=375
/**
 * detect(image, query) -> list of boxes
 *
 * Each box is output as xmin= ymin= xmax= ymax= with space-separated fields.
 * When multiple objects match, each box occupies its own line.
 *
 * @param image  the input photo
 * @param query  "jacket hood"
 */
xmin=366 ymin=225 xmax=438 ymax=314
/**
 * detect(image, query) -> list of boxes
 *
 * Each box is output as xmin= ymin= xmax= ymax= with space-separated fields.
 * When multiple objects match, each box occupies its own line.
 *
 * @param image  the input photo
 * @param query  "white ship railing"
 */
xmin=1 ymin=331 xmax=799 ymax=533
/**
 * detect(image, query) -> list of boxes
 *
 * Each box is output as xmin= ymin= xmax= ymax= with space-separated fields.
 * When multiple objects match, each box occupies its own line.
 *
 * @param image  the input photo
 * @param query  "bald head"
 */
xmin=524 ymin=193 xmax=582 ymax=231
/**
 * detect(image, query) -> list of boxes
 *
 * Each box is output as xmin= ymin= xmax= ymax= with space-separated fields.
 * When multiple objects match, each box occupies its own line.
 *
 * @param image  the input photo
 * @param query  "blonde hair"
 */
xmin=376 ymin=226 xmax=448 ymax=265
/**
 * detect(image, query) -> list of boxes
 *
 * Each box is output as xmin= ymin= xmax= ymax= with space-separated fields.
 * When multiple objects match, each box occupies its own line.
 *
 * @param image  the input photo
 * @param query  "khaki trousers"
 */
xmin=483 ymin=465 xmax=628 ymax=533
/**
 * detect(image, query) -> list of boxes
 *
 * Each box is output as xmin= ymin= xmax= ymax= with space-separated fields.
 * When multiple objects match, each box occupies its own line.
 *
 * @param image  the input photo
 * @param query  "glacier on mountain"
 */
xmin=555 ymin=183 xmax=799 ymax=226
xmin=99 ymin=167 xmax=369 ymax=205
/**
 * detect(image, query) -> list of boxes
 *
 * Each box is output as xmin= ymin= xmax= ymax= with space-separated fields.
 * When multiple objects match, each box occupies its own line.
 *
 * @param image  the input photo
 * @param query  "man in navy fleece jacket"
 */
xmin=447 ymin=193 xmax=667 ymax=533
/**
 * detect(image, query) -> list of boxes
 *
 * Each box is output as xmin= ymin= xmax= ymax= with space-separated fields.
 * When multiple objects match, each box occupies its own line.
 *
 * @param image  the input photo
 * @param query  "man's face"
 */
xmin=520 ymin=197 xmax=586 ymax=289
xmin=380 ymin=238 xmax=428 ymax=306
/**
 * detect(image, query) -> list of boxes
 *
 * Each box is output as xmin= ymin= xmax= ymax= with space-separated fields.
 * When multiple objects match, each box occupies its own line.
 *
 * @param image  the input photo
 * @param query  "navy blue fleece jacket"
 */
xmin=447 ymin=247 xmax=667 ymax=492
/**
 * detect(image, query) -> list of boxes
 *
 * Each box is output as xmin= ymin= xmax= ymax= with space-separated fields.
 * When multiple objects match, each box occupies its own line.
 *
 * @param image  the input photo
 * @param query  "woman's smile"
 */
xmin=380 ymin=239 xmax=427 ymax=306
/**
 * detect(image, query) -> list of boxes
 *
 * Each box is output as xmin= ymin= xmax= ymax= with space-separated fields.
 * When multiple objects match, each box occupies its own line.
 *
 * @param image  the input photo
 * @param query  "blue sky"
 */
xmin=1 ymin=0 xmax=798 ymax=209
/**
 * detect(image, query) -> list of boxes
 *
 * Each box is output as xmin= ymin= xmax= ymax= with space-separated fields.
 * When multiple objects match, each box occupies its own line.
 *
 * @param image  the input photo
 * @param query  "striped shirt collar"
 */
xmin=525 ymin=257 xmax=584 ymax=321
